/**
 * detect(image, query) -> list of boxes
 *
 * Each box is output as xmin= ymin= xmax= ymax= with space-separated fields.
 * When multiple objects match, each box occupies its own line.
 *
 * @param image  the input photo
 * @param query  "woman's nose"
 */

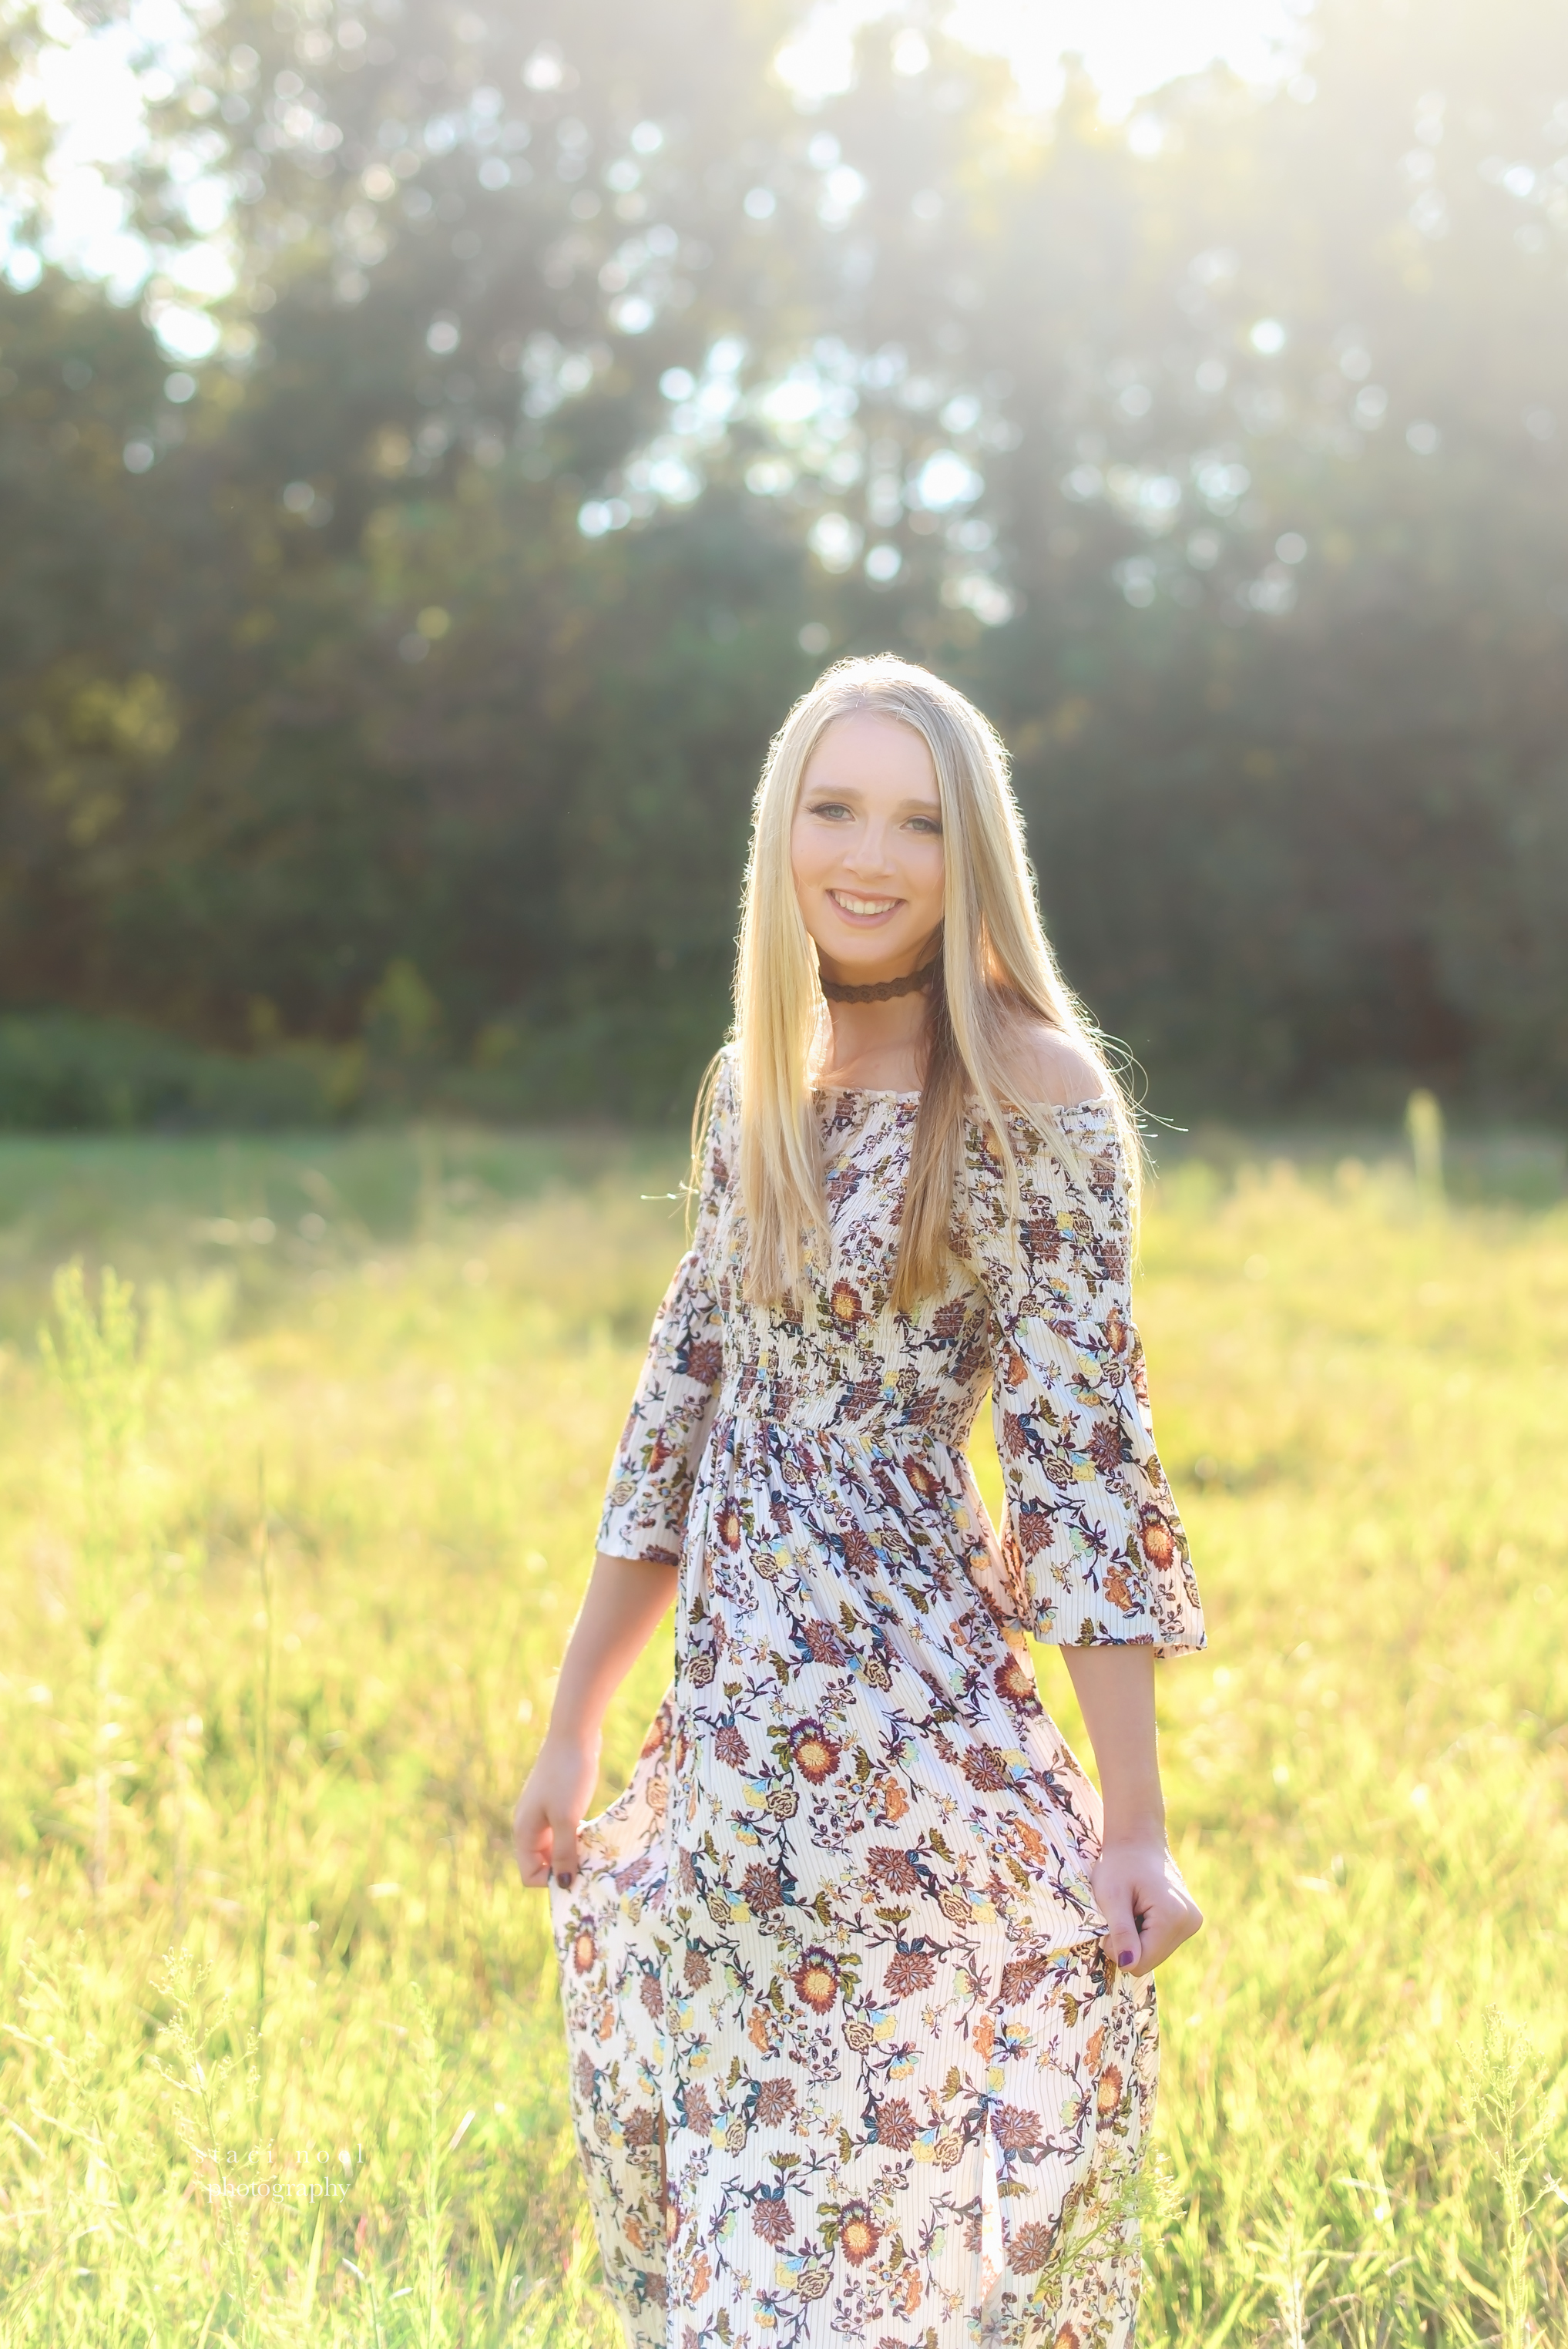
xmin=844 ymin=825 xmax=895 ymax=874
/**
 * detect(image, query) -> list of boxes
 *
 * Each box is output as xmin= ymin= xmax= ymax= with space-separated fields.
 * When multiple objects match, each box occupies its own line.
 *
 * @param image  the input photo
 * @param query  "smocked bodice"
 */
xmin=601 ymin=1052 xmax=1201 ymax=1652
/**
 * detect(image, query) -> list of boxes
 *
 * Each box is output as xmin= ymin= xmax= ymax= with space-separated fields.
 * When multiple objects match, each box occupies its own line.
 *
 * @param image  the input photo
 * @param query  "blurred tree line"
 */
xmin=1 ymin=0 xmax=1566 ymax=1124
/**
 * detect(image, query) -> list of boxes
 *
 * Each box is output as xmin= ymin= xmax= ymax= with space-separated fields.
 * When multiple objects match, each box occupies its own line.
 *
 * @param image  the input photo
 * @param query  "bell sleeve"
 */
xmin=966 ymin=1098 xmax=1205 ymax=1658
xmin=595 ymin=1053 xmax=734 ymax=1565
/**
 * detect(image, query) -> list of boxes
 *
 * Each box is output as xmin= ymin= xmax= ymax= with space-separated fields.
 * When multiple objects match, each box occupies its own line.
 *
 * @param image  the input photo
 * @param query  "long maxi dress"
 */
xmin=549 ymin=1052 xmax=1205 ymax=2349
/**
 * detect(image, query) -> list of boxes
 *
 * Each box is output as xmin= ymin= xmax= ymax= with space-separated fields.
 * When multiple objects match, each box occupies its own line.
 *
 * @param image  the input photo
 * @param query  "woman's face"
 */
xmin=791 ymin=713 xmax=945 ymax=980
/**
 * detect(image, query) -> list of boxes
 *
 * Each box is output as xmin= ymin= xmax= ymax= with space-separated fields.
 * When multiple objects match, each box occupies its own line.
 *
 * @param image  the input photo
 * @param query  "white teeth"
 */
xmin=833 ymin=892 xmax=896 ymax=915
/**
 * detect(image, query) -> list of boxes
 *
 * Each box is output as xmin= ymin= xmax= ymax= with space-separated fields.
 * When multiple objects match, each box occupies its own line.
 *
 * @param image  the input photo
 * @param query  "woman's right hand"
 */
xmin=509 ymin=1551 xmax=677 ymax=1894
xmin=512 ymin=1735 xmax=600 ymax=1891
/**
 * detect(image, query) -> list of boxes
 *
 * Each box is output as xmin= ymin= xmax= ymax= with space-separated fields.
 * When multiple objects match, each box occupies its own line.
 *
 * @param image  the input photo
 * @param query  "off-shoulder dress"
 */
xmin=549 ymin=1050 xmax=1204 ymax=2349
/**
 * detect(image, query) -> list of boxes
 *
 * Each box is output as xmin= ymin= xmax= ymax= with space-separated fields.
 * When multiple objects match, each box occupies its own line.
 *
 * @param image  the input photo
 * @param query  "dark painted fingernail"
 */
xmin=556 ymin=1872 xmax=573 ymax=1890
xmin=1118 ymin=1947 xmax=1135 ymax=1965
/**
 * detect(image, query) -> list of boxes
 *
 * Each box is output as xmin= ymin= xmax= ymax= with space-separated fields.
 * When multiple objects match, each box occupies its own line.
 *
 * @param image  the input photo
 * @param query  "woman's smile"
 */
xmin=827 ymin=888 xmax=904 ymax=923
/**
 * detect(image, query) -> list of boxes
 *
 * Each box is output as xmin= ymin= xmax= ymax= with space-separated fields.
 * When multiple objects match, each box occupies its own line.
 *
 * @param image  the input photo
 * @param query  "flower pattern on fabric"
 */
xmin=551 ymin=1053 xmax=1203 ymax=2349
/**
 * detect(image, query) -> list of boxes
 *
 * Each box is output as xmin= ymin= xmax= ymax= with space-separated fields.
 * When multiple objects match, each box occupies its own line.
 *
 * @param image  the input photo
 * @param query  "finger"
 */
xmin=1099 ymin=1887 xmax=1143 ymax=1976
xmin=1126 ymin=1891 xmax=1202 ymax=1975
xmin=549 ymin=1808 xmax=581 ymax=1892
xmin=1126 ymin=1914 xmax=1169 ymax=1976
xmin=512 ymin=1800 xmax=553 ymax=1888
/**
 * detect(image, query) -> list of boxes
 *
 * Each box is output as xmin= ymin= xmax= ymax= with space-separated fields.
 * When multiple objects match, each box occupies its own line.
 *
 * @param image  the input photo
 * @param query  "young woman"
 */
xmin=513 ymin=655 xmax=1205 ymax=2349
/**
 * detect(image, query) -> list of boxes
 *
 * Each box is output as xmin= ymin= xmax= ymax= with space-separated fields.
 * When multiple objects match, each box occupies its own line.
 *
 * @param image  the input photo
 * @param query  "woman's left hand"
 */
xmin=1093 ymin=1837 xmax=1204 ymax=1978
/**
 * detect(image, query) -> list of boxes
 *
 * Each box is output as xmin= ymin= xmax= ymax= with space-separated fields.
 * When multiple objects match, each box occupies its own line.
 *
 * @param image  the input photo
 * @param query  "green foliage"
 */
xmin=152 ymin=1951 xmax=267 ymax=2344
xmin=2 ymin=0 xmax=1568 ymax=1116
xmin=1462 ymin=2010 xmax=1557 ymax=2349
xmin=0 ymin=1015 xmax=352 ymax=1132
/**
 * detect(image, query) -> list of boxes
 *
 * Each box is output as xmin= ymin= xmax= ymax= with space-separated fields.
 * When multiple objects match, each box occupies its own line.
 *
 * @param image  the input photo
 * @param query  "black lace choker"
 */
xmin=819 ymin=956 xmax=939 ymax=1006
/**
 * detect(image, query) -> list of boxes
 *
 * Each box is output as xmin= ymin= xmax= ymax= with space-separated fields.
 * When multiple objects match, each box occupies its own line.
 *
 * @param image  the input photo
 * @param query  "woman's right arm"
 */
xmin=512 ymin=1551 xmax=677 ymax=1890
xmin=509 ymin=1232 xmax=715 ymax=1895
xmin=512 ymin=1052 xmax=737 ymax=1894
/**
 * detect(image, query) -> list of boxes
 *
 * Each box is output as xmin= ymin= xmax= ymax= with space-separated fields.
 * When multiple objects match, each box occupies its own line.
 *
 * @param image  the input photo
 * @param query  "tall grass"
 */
xmin=0 ymin=1127 xmax=1564 ymax=2343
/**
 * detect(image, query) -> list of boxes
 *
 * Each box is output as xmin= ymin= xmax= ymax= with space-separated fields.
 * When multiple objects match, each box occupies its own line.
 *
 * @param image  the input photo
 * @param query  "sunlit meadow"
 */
xmin=0 ymin=1119 xmax=1565 ymax=2346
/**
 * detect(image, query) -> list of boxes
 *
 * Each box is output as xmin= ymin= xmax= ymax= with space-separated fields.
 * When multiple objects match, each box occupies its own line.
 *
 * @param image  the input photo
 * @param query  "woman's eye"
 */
xmin=810 ymin=801 xmax=852 ymax=820
xmin=907 ymin=816 xmax=942 ymax=835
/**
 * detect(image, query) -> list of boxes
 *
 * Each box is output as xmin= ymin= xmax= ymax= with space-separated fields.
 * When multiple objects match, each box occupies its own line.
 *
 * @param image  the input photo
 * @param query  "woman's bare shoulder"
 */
xmin=993 ymin=1017 xmax=1108 ymax=1110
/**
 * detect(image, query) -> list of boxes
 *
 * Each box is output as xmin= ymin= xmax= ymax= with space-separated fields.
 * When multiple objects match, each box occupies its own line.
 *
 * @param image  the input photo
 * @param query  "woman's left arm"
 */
xmin=1061 ymin=1643 xmax=1202 ymax=1977
xmin=965 ymin=1051 xmax=1207 ymax=1977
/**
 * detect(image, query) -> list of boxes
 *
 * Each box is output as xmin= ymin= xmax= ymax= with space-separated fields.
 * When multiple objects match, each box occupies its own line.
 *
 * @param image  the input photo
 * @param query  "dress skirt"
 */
xmin=552 ymin=1680 xmax=1158 ymax=2349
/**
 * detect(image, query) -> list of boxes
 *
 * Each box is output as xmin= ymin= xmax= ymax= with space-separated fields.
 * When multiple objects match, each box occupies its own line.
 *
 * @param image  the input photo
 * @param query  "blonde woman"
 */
xmin=513 ymin=654 xmax=1205 ymax=2349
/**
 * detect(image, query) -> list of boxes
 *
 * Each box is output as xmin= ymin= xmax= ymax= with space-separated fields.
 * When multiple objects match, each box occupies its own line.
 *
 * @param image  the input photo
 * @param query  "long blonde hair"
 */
xmin=698 ymin=653 xmax=1140 ymax=1312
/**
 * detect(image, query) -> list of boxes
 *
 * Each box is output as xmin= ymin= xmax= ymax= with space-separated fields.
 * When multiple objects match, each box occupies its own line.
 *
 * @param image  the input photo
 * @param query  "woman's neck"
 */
xmin=811 ymin=992 xmax=932 ymax=1093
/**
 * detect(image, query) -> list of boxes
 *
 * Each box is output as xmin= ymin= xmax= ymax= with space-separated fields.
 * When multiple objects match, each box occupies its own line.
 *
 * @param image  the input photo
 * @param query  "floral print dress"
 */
xmin=549 ymin=1053 xmax=1204 ymax=2349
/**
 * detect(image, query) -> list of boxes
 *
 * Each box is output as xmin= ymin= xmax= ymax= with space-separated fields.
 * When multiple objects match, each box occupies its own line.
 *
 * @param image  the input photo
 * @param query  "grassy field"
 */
xmin=0 ymin=1120 xmax=1565 ymax=2346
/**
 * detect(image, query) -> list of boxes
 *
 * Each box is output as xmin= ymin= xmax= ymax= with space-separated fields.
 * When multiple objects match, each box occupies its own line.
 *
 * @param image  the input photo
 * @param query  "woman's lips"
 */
xmin=827 ymin=888 xmax=903 ymax=924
